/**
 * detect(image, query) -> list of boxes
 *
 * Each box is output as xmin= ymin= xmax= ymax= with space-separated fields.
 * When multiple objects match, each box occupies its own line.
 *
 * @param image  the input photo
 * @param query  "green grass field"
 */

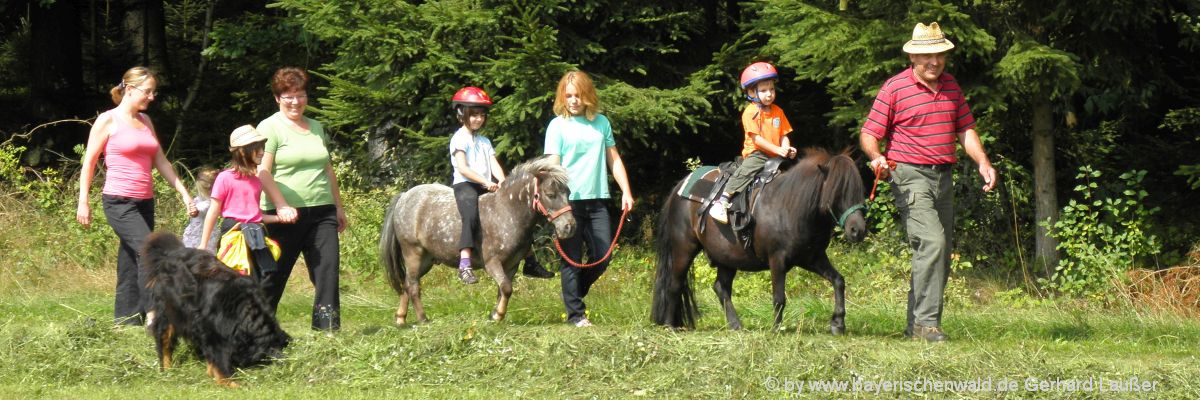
xmin=1 ymin=187 xmax=1196 ymax=399
xmin=2 ymin=241 xmax=1198 ymax=399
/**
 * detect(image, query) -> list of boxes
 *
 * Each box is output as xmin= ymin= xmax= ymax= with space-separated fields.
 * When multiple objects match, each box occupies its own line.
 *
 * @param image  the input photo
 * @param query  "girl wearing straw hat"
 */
xmin=200 ymin=125 xmax=284 ymax=283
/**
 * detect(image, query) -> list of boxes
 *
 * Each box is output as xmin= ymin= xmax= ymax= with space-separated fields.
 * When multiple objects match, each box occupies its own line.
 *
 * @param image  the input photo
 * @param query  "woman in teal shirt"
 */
xmin=544 ymin=70 xmax=634 ymax=328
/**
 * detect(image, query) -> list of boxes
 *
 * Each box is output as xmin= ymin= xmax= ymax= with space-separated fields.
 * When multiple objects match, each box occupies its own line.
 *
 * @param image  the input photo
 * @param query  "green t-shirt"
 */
xmin=544 ymin=114 xmax=615 ymax=201
xmin=257 ymin=112 xmax=334 ymax=209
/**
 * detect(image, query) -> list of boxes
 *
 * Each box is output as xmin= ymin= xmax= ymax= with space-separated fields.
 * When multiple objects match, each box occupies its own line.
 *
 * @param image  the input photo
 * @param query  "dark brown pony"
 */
xmin=651 ymin=149 xmax=867 ymax=333
xmin=380 ymin=156 xmax=576 ymax=325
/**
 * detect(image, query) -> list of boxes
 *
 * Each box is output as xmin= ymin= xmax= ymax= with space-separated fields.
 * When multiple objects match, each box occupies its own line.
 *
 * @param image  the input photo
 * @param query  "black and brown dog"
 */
xmin=141 ymin=231 xmax=289 ymax=387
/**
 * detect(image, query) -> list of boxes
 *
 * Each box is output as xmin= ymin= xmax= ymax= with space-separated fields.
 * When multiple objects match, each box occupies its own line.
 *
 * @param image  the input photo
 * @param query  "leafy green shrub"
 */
xmin=1043 ymin=166 xmax=1160 ymax=299
xmin=0 ymin=144 xmax=66 ymax=211
xmin=340 ymin=188 xmax=389 ymax=280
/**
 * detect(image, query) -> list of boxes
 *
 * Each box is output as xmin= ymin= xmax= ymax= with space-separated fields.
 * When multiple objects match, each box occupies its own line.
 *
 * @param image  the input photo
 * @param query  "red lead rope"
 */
xmin=552 ymin=207 xmax=630 ymax=269
xmin=870 ymin=160 xmax=897 ymax=202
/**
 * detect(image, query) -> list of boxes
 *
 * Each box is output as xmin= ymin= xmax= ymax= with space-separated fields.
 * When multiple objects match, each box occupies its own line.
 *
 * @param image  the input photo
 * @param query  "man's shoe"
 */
xmin=910 ymin=325 xmax=948 ymax=342
xmin=521 ymin=255 xmax=555 ymax=279
xmin=708 ymin=199 xmax=729 ymax=224
xmin=573 ymin=317 xmax=593 ymax=328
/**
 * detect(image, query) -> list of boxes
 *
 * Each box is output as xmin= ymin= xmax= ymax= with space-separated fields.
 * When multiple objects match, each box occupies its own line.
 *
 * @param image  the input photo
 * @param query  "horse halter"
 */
xmin=530 ymin=176 xmax=572 ymax=222
xmin=833 ymin=203 xmax=866 ymax=228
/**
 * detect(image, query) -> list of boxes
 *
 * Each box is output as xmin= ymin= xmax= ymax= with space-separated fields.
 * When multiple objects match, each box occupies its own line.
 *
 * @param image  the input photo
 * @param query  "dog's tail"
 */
xmin=379 ymin=193 xmax=407 ymax=295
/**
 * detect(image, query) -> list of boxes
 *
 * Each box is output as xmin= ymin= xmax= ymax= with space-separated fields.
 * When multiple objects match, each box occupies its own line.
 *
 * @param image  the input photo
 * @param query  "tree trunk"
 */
xmin=123 ymin=0 xmax=169 ymax=77
xmin=172 ymin=0 xmax=217 ymax=149
xmin=29 ymin=0 xmax=84 ymax=119
xmin=1031 ymin=97 xmax=1059 ymax=276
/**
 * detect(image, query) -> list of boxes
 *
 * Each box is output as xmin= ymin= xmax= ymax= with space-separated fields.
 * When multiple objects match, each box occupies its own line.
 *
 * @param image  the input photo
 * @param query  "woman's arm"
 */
xmin=323 ymin=163 xmax=348 ymax=232
xmin=146 ymin=116 xmax=197 ymax=217
xmin=77 ymin=114 xmax=112 ymax=227
xmin=257 ymin=152 xmax=296 ymax=223
xmin=605 ymin=146 xmax=634 ymax=211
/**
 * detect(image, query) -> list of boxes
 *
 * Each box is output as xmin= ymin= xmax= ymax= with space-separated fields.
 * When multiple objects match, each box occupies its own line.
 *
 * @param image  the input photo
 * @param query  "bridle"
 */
xmin=828 ymin=158 xmax=896 ymax=228
xmin=832 ymin=203 xmax=866 ymax=228
xmin=530 ymin=176 xmax=572 ymax=222
xmin=531 ymin=175 xmax=627 ymax=269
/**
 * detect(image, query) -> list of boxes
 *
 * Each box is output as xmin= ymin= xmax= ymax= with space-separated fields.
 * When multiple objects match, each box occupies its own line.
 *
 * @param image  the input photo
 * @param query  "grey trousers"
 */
xmin=892 ymin=162 xmax=954 ymax=329
xmin=725 ymin=151 xmax=769 ymax=196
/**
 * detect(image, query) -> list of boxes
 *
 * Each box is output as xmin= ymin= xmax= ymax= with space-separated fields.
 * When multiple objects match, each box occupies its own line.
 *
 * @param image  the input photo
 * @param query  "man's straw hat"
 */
xmin=903 ymin=22 xmax=955 ymax=54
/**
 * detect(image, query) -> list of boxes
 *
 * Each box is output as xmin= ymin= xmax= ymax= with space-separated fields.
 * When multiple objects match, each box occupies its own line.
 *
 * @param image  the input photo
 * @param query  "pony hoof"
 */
xmin=831 ymin=326 xmax=846 ymax=336
xmin=395 ymin=318 xmax=406 ymax=326
xmin=490 ymin=312 xmax=505 ymax=322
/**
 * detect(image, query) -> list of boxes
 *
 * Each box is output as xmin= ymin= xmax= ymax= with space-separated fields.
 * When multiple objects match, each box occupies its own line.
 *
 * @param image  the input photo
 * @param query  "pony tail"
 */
xmin=379 ymin=193 xmax=407 ymax=295
xmin=650 ymin=178 xmax=698 ymax=329
xmin=110 ymin=84 xmax=124 ymax=105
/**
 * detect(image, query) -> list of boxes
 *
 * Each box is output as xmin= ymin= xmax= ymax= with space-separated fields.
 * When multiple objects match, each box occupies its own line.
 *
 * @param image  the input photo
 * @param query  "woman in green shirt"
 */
xmin=256 ymin=67 xmax=347 ymax=332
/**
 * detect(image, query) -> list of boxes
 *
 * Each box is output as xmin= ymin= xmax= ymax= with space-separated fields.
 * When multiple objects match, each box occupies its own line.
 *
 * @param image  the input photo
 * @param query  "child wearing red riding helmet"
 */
xmin=710 ymin=61 xmax=798 ymax=224
xmin=451 ymin=87 xmax=559 ymax=282
xmin=449 ymin=86 xmax=505 ymax=284
xmin=448 ymin=87 xmax=557 ymax=283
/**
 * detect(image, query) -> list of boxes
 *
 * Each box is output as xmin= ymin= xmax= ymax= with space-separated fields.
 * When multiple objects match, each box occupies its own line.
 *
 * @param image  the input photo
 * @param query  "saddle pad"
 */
xmin=676 ymin=166 xmax=721 ymax=203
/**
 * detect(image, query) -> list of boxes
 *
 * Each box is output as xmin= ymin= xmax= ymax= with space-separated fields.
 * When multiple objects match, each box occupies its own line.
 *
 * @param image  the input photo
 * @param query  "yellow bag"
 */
xmin=217 ymin=224 xmax=281 ymax=276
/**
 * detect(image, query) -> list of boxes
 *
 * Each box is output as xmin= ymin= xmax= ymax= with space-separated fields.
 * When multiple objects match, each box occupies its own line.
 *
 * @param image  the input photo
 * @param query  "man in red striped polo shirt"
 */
xmin=860 ymin=22 xmax=998 ymax=342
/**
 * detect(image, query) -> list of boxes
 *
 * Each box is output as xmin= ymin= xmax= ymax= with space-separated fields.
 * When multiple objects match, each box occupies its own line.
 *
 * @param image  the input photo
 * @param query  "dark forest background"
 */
xmin=4 ymin=0 xmax=1200 ymax=297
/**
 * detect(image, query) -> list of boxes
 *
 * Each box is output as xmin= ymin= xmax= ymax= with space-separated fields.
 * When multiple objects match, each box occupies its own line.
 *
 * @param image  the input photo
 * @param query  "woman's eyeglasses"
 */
xmin=128 ymin=85 xmax=158 ymax=97
xmin=279 ymin=94 xmax=308 ymax=103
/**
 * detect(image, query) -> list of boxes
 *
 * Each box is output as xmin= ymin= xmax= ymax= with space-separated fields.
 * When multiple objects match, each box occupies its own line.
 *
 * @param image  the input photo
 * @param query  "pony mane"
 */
xmin=818 ymin=150 xmax=863 ymax=212
xmin=509 ymin=155 xmax=569 ymax=188
xmin=771 ymin=148 xmax=830 ymax=215
xmin=770 ymin=148 xmax=861 ymax=216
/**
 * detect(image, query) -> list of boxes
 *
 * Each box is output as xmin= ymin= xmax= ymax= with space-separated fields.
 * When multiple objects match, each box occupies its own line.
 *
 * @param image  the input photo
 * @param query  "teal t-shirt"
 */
xmin=257 ymin=112 xmax=334 ymax=209
xmin=544 ymin=114 xmax=615 ymax=201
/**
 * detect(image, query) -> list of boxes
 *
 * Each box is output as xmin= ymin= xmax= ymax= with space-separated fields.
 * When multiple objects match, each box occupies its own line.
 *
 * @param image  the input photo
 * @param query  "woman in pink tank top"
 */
xmin=76 ymin=67 xmax=198 ymax=327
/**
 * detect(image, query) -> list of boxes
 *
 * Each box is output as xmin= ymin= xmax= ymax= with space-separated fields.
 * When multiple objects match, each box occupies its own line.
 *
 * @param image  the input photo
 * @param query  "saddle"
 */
xmin=676 ymin=157 xmax=789 ymax=248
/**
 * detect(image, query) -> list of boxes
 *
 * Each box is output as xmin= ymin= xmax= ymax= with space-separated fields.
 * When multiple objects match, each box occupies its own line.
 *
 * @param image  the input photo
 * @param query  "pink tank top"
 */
xmin=101 ymin=111 xmax=159 ymax=199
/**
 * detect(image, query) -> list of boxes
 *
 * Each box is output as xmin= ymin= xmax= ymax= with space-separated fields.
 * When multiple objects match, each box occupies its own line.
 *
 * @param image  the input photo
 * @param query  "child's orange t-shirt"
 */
xmin=740 ymin=103 xmax=793 ymax=158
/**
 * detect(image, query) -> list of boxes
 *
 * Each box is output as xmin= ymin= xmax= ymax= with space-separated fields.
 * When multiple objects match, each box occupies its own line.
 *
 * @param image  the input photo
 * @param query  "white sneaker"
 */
xmin=709 ymin=199 xmax=729 ymax=224
xmin=574 ymin=317 xmax=593 ymax=328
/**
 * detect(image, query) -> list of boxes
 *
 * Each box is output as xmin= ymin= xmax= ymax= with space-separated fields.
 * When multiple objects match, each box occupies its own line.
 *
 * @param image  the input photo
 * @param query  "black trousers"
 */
xmin=557 ymin=199 xmax=612 ymax=323
xmin=218 ymin=218 xmax=278 ymax=283
xmin=101 ymin=194 xmax=155 ymax=325
xmin=264 ymin=204 xmax=341 ymax=331
xmin=453 ymin=182 xmax=487 ymax=251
